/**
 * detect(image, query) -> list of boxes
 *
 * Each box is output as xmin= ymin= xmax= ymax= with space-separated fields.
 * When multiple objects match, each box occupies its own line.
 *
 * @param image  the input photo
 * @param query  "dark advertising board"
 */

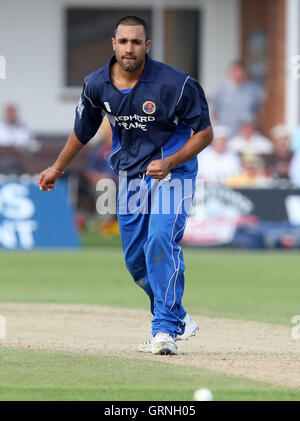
xmin=182 ymin=184 xmax=300 ymax=249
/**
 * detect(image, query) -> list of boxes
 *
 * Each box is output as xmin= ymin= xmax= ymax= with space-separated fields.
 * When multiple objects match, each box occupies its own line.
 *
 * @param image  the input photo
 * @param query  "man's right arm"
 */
xmin=38 ymin=130 xmax=83 ymax=191
xmin=38 ymin=76 xmax=104 ymax=192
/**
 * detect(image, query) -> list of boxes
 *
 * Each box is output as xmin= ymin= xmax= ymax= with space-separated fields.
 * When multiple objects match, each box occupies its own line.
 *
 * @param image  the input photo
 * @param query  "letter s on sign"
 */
xmin=292 ymin=55 xmax=300 ymax=80
xmin=1 ymin=183 xmax=35 ymax=219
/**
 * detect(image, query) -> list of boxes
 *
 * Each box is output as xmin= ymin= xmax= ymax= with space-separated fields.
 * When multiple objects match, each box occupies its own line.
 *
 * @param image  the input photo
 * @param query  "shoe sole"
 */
xmin=138 ymin=344 xmax=177 ymax=355
xmin=157 ymin=348 xmax=173 ymax=355
xmin=152 ymin=341 xmax=178 ymax=355
xmin=175 ymin=325 xmax=199 ymax=341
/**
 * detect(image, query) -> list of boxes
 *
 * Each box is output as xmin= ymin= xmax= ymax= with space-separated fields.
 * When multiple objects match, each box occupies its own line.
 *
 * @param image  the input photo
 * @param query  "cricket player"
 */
xmin=38 ymin=16 xmax=213 ymax=355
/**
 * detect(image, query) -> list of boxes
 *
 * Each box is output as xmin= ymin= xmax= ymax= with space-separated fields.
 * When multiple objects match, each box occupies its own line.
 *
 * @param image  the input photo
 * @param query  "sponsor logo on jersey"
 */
xmin=142 ymin=101 xmax=156 ymax=115
xmin=115 ymin=114 xmax=155 ymax=131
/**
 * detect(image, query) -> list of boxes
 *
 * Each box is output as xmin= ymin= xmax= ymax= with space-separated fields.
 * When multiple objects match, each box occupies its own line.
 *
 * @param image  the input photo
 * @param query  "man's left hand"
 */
xmin=146 ymin=159 xmax=171 ymax=179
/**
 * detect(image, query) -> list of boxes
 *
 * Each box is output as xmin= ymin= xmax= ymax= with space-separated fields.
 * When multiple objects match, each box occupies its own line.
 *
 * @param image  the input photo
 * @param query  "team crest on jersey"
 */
xmin=142 ymin=101 xmax=156 ymax=115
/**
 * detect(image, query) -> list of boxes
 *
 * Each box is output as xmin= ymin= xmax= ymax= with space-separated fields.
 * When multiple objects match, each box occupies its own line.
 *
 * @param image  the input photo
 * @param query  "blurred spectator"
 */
xmin=228 ymin=113 xmax=274 ymax=157
xmin=212 ymin=60 xmax=264 ymax=135
xmin=197 ymin=126 xmax=241 ymax=184
xmin=265 ymin=125 xmax=292 ymax=180
xmin=289 ymin=151 xmax=300 ymax=187
xmin=226 ymin=154 xmax=271 ymax=188
xmin=85 ymin=138 xmax=116 ymax=185
xmin=85 ymin=117 xmax=116 ymax=185
xmin=0 ymin=104 xmax=38 ymax=150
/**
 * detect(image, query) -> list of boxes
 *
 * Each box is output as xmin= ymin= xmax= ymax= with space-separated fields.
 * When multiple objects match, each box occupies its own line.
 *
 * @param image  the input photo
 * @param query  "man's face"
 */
xmin=274 ymin=136 xmax=290 ymax=155
xmin=112 ymin=24 xmax=151 ymax=72
xmin=5 ymin=105 xmax=17 ymax=125
xmin=240 ymin=122 xmax=255 ymax=138
xmin=229 ymin=65 xmax=246 ymax=85
xmin=212 ymin=136 xmax=227 ymax=154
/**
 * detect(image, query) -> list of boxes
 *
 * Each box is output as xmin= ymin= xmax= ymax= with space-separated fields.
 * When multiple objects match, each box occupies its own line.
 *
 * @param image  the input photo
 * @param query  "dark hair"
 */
xmin=114 ymin=16 xmax=149 ymax=41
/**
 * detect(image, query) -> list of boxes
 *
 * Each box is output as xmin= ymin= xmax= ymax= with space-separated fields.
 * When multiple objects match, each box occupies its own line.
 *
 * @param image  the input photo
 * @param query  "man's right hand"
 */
xmin=38 ymin=130 xmax=84 ymax=192
xmin=38 ymin=168 xmax=63 ymax=192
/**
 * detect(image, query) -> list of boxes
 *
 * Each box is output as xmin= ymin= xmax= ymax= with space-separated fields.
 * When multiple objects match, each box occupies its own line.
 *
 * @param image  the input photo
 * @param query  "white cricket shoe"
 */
xmin=175 ymin=314 xmax=199 ymax=341
xmin=152 ymin=332 xmax=178 ymax=355
xmin=138 ymin=332 xmax=178 ymax=355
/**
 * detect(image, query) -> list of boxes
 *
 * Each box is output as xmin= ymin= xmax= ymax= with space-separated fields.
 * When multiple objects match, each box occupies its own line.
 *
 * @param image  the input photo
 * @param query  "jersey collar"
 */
xmin=103 ymin=54 xmax=156 ymax=83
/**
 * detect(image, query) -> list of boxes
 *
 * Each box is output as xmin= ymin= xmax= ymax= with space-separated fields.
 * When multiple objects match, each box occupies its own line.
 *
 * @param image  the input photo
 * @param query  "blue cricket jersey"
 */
xmin=74 ymin=54 xmax=211 ymax=177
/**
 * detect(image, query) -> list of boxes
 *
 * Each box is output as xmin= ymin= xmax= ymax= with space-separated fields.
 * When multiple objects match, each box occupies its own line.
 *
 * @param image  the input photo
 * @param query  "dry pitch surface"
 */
xmin=1 ymin=302 xmax=299 ymax=388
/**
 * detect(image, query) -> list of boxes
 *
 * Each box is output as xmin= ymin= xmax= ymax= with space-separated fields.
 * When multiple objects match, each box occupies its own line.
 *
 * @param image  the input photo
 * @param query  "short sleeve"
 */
xmin=175 ymin=77 xmax=211 ymax=133
xmin=74 ymin=80 xmax=104 ymax=145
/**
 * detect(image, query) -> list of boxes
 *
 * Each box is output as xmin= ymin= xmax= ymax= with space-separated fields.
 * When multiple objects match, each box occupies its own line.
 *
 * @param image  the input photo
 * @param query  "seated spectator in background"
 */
xmin=228 ymin=114 xmax=274 ymax=157
xmin=212 ymin=60 xmax=264 ymax=136
xmin=227 ymin=154 xmax=271 ymax=188
xmin=197 ymin=126 xmax=241 ymax=184
xmin=0 ymin=104 xmax=37 ymax=149
xmin=289 ymin=151 xmax=300 ymax=187
xmin=265 ymin=125 xmax=293 ymax=180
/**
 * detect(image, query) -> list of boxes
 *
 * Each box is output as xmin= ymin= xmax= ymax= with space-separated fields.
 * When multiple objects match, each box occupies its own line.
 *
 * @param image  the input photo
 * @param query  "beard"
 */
xmin=117 ymin=55 xmax=145 ymax=72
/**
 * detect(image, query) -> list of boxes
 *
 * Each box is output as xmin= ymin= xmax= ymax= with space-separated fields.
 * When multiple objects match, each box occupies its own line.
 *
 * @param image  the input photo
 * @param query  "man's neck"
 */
xmin=111 ymin=59 xmax=146 ymax=90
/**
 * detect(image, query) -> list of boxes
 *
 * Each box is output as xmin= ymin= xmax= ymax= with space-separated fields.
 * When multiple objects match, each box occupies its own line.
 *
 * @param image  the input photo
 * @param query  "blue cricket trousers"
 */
xmin=117 ymin=160 xmax=197 ymax=338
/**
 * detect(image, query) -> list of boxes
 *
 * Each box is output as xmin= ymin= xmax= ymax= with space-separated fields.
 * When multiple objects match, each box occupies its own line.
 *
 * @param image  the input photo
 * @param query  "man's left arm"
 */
xmin=146 ymin=126 xmax=213 ymax=179
xmin=147 ymin=77 xmax=213 ymax=179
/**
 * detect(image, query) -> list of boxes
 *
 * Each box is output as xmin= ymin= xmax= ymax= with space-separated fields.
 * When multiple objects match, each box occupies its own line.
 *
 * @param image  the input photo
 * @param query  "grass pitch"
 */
xmin=1 ymin=349 xmax=300 ymax=401
xmin=0 ymin=247 xmax=299 ymax=401
xmin=0 ymin=248 xmax=298 ymax=324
